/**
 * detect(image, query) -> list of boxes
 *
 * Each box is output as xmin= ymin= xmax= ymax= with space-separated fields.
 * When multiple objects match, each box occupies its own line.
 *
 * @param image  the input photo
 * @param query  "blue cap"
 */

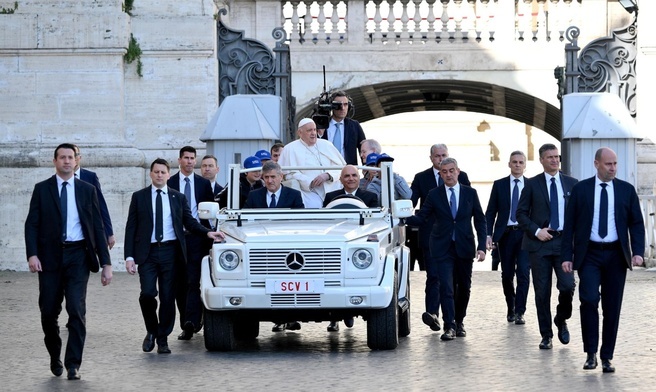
xmin=255 ymin=149 xmax=272 ymax=161
xmin=243 ymin=156 xmax=262 ymax=169
xmin=365 ymin=153 xmax=379 ymax=166
xmin=377 ymin=153 xmax=394 ymax=163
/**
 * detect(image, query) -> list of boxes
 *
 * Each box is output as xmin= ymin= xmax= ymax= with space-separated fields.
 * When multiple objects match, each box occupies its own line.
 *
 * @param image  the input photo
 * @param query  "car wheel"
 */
xmin=367 ymin=272 xmax=399 ymax=350
xmin=398 ymin=274 xmax=411 ymax=337
xmin=204 ymin=309 xmax=236 ymax=351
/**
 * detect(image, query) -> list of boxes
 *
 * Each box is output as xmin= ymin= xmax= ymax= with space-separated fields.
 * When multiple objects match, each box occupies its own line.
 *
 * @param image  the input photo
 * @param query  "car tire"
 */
xmin=398 ymin=274 xmax=411 ymax=338
xmin=367 ymin=272 xmax=399 ymax=350
xmin=204 ymin=309 xmax=236 ymax=351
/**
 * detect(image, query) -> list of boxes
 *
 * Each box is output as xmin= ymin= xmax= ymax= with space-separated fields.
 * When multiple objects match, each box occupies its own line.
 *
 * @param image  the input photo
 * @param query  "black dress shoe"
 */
xmin=440 ymin=328 xmax=456 ymax=341
xmin=327 ymin=321 xmax=339 ymax=332
xmin=422 ymin=312 xmax=441 ymax=331
xmin=554 ymin=317 xmax=570 ymax=345
xmin=50 ymin=358 xmax=64 ymax=377
xmin=539 ymin=337 xmax=553 ymax=349
xmin=602 ymin=359 xmax=615 ymax=373
xmin=142 ymin=333 xmax=155 ymax=352
xmin=178 ymin=321 xmax=194 ymax=340
xmin=514 ymin=313 xmax=525 ymax=325
xmin=272 ymin=323 xmax=286 ymax=332
xmin=67 ymin=368 xmax=80 ymax=380
xmin=286 ymin=321 xmax=301 ymax=331
xmin=456 ymin=323 xmax=466 ymax=337
xmin=507 ymin=313 xmax=515 ymax=323
xmin=343 ymin=317 xmax=354 ymax=328
xmin=157 ymin=343 xmax=171 ymax=354
xmin=583 ymin=353 xmax=598 ymax=370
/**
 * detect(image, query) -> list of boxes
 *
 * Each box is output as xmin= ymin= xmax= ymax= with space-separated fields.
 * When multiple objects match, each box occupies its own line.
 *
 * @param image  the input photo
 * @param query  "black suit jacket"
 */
xmin=25 ymin=176 xmax=110 ymax=272
xmin=212 ymin=182 xmax=224 ymax=198
xmin=485 ymin=175 xmax=524 ymax=242
xmin=244 ymin=186 xmax=304 ymax=208
xmin=561 ymin=177 xmax=645 ymax=270
xmin=410 ymin=166 xmax=470 ymax=247
xmin=124 ymin=186 xmax=210 ymax=264
xmin=321 ymin=117 xmax=366 ymax=165
xmin=79 ymin=168 xmax=113 ymax=237
xmin=168 ymin=172 xmax=214 ymax=228
xmin=516 ymin=172 xmax=578 ymax=252
xmin=406 ymin=184 xmax=486 ymax=259
xmin=323 ymin=188 xmax=379 ymax=208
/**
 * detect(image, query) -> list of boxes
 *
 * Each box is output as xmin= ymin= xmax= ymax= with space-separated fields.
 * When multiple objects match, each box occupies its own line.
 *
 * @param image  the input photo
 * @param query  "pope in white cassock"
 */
xmin=279 ymin=118 xmax=345 ymax=208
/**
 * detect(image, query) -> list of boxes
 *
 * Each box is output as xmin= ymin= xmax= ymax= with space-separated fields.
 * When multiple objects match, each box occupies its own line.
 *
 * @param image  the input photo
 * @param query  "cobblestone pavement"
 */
xmin=2 ymin=269 xmax=655 ymax=392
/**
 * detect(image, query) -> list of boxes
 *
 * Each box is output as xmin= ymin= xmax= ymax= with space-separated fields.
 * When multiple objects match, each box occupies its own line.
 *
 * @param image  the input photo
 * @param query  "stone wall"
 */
xmin=0 ymin=0 xmax=218 ymax=270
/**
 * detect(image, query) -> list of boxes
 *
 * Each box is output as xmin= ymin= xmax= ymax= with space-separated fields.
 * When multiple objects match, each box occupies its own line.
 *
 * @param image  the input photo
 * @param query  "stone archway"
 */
xmin=297 ymin=80 xmax=561 ymax=140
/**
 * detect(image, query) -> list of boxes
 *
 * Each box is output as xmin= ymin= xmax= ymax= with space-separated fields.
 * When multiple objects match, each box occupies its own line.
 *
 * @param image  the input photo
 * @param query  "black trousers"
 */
xmin=437 ymin=242 xmax=473 ymax=330
xmin=38 ymin=245 xmax=90 ymax=370
xmin=138 ymin=242 xmax=178 ymax=344
xmin=578 ymin=244 xmax=626 ymax=360
xmin=498 ymin=229 xmax=530 ymax=316
xmin=176 ymin=234 xmax=209 ymax=331
xmin=529 ymin=238 xmax=575 ymax=338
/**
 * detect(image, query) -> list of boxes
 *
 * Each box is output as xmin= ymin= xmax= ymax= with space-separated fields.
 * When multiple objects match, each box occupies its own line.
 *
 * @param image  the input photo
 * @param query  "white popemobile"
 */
xmin=198 ymin=162 xmax=413 ymax=351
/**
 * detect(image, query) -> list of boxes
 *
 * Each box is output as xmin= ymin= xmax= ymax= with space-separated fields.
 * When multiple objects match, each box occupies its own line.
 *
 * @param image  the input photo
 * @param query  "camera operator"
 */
xmin=320 ymin=91 xmax=366 ymax=165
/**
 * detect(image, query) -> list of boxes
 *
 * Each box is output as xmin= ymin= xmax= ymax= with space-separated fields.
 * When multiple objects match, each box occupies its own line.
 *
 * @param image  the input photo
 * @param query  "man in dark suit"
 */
xmin=244 ymin=161 xmax=304 ymax=209
xmin=125 ymin=158 xmax=223 ymax=354
xmin=25 ymin=143 xmax=113 ymax=380
xmin=562 ymin=147 xmax=644 ymax=373
xmin=167 ymin=146 xmax=216 ymax=340
xmin=243 ymin=161 xmax=304 ymax=332
xmin=516 ymin=143 xmax=578 ymax=350
xmin=73 ymin=145 xmax=116 ymax=249
xmin=321 ymin=90 xmax=366 ymax=165
xmin=409 ymin=144 xmax=470 ymax=329
xmin=407 ymin=157 xmax=486 ymax=341
xmin=485 ymin=151 xmax=530 ymax=324
xmin=324 ymin=165 xmax=379 ymax=208
xmin=201 ymin=154 xmax=224 ymax=197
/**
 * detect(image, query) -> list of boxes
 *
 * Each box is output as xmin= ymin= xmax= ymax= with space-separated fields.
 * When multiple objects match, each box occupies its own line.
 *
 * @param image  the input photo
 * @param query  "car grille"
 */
xmin=270 ymin=294 xmax=321 ymax=307
xmin=249 ymin=248 xmax=342 ymax=275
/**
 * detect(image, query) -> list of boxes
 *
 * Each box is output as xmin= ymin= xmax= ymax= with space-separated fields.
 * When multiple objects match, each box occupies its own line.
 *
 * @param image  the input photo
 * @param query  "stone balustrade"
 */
xmin=282 ymin=0 xmax=581 ymax=45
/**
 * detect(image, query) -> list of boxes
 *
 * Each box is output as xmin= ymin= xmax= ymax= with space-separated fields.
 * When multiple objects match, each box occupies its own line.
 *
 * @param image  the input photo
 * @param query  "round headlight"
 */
xmin=352 ymin=249 xmax=373 ymax=269
xmin=219 ymin=250 xmax=240 ymax=270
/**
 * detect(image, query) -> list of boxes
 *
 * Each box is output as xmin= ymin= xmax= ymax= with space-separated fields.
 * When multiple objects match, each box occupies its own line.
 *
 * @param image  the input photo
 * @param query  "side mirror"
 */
xmin=198 ymin=202 xmax=219 ymax=220
xmin=392 ymin=200 xmax=413 ymax=218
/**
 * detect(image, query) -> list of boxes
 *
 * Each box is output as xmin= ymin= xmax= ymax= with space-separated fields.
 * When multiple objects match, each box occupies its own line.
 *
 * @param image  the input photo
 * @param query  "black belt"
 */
xmin=61 ymin=240 xmax=85 ymax=249
xmin=547 ymin=230 xmax=562 ymax=237
xmin=505 ymin=225 xmax=521 ymax=231
xmin=151 ymin=240 xmax=178 ymax=247
xmin=588 ymin=241 xmax=620 ymax=251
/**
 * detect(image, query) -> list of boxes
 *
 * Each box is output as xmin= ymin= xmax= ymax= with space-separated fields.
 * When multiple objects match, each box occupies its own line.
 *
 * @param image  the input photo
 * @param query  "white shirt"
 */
xmin=267 ymin=188 xmax=282 ymax=207
xmin=444 ymin=182 xmax=460 ymax=214
xmin=591 ymin=177 xmax=618 ymax=242
xmin=57 ymin=176 xmax=84 ymax=241
xmin=151 ymin=185 xmax=176 ymax=243
xmin=327 ymin=119 xmax=344 ymax=156
xmin=179 ymin=173 xmax=199 ymax=221
xmin=507 ymin=175 xmax=525 ymax=225
xmin=544 ymin=172 xmax=565 ymax=231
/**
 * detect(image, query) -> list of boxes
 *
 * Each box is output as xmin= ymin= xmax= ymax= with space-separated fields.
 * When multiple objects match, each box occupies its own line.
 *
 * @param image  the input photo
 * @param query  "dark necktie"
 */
xmin=156 ymin=189 xmax=163 ymax=243
xmin=184 ymin=177 xmax=191 ymax=208
xmin=449 ymin=187 xmax=457 ymax=240
xmin=269 ymin=193 xmax=277 ymax=208
xmin=438 ymin=176 xmax=443 ymax=187
xmin=510 ymin=178 xmax=520 ymax=222
xmin=549 ymin=177 xmax=559 ymax=230
xmin=333 ymin=123 xmax=342 ymax=150
xmin=61 ymin=181 xmax=68 ymax=241
xmin=599 ymin=183 xmax=608 ymax=239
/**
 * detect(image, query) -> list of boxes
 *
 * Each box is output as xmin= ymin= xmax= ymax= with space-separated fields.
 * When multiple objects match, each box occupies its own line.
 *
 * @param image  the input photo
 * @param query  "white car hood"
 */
xmin=220 ymin=219 xmax=391 ymax=243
